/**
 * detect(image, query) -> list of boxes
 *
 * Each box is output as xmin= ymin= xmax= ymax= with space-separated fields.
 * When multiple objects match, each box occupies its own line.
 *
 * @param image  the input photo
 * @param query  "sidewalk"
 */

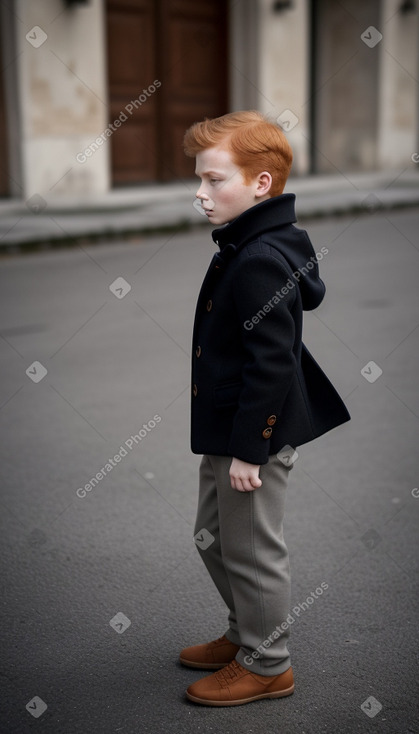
xmin=0 ymin=168 xmax=418 ymax=250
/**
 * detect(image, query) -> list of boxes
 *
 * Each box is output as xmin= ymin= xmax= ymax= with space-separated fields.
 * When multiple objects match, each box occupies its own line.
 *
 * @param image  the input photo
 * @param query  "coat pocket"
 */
xmin=213 ymin=380 xmax=242 ymax=409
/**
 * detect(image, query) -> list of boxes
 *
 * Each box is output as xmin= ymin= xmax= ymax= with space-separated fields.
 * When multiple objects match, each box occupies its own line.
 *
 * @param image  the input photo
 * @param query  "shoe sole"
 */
xmin=186 ymin=684 xmax=294 ymax=706
xmin=179 ymin=656 xmax=230 ymax=670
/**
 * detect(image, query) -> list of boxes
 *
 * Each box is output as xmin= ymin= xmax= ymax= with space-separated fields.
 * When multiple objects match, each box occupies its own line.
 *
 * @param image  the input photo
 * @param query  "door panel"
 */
xmin=158 ymin=0 xmax=228 ymax=180
xmin=106 ymin=0 xmax=228 ymax=185
xmin=106 ymin=0 xmax=157 ymax=184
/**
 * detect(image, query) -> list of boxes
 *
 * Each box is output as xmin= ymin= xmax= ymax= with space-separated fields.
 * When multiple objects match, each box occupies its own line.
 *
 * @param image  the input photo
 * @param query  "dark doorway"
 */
xmin=310 ymin=0 xmax=380 ymax=173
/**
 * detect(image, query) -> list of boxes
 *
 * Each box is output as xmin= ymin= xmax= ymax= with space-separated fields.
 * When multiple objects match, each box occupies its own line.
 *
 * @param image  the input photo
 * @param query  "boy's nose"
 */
xmin=196 ymin=188 xmax=209 ymax=201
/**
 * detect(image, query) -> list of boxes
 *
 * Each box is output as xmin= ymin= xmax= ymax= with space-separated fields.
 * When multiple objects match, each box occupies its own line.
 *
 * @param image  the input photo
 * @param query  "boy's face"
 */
xmin=195 ymin=146 xmax=271 ymax=226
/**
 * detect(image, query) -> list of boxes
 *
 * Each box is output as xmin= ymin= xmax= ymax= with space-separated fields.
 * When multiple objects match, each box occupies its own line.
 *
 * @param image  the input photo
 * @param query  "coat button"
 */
xmin=206 ymin=299 xmax=212 ymax=311
xmin=193 ymin=384 xmax=198 ymax=397
xmin=267 ymin=415 xmax=277 ymax=426
xmin=195 ymin=346 xmax=201 ymax=358
xmin=262 ymin=427 xmax=272 ymax=439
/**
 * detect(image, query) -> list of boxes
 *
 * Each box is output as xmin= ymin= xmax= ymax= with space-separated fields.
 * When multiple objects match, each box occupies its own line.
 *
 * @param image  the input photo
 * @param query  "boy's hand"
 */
xmin=229 ymin=458 xmax=262 ymax=492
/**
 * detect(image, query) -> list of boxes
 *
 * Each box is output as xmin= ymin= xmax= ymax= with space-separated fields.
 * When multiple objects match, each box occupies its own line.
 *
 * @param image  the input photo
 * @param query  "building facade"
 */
xmin=0 ymin=0 xmax=418 ymax=200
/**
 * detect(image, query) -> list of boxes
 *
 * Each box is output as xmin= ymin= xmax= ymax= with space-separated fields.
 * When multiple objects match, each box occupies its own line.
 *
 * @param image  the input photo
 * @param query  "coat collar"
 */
xmin=211 ymin=193 xmax=297 ymax=265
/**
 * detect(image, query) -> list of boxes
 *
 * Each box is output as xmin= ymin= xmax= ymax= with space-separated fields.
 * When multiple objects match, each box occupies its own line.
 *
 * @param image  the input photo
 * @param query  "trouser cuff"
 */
xmin=236 ymin=647 xmax=291 ymax=677
xmin=224 ymin=628 xmax=241 ymax=646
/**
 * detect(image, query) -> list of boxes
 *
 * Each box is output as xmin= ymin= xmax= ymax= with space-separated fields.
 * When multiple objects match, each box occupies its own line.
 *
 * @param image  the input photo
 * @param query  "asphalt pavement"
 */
xmin=0 ymin=208 xmax=418 ymax=734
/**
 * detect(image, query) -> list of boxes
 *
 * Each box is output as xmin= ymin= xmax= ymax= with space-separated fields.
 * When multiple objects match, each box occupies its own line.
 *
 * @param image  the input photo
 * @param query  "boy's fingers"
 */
xmin=240 ymin=479 xmax=251 ymax=491
xmin=230 ymin=474 xmax=260 ymax=491
xmin=230 ymin=474 xmax=243 ymax=491
xmin=229 ymin=459 xmax=262 ymax=491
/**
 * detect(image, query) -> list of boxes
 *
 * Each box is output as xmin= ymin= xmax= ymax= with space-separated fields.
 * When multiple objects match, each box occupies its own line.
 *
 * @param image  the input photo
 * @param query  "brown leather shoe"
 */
xmin=186 ymin=659 xmax=294 ymax=706
xmin=179 ymin=635 xmax=240 ymax=670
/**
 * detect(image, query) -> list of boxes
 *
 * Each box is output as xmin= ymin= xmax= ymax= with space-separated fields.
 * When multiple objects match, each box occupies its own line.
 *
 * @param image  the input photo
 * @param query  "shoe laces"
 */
xmin=209 ymin=635 xmax=228 ymax=647
xmin=215 ymin=659 xmax=244 ymax=686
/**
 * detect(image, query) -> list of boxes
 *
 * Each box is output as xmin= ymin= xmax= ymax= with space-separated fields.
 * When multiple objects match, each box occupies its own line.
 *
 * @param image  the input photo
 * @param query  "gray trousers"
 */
xmin=194 ymin=453 xmax=292 ymax=677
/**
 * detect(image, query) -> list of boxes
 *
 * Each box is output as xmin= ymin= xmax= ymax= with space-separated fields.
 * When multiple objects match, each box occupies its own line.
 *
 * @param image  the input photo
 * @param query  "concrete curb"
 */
xmin=1 ymin=170 xmax=418 ymax=252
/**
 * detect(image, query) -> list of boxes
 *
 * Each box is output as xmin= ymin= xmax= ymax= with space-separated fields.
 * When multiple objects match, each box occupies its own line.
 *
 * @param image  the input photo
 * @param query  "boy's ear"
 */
xmin=255 ymin=171 xmax=273 ymax=198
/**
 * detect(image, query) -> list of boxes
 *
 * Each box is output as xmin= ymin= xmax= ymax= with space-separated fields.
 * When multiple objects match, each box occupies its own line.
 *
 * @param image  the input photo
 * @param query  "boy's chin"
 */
xmin=207 ymin=215 xmax=224 ymax=226
xmin=209 ymin=213 xmax=234 ymax=226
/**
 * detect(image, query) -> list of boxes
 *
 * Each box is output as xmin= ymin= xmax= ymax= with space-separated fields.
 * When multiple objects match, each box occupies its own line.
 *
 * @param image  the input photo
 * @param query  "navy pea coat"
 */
xmin=190 ymin=194 xmax=350 ymax=465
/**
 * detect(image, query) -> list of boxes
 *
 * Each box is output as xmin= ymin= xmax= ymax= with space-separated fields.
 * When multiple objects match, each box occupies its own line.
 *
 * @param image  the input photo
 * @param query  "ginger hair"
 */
xmin=183 ymin=110 xmax=293 ymax=197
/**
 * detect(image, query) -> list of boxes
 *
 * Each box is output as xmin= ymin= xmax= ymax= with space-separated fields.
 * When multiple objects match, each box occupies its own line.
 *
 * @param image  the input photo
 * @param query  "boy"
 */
xmin=179 ymin=111 xmax=350 ymax=706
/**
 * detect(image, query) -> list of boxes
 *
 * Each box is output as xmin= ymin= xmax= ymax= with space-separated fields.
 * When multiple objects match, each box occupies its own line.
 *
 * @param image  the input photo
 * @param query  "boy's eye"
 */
xmin=210 ymin=178 xmax=220 ymax=184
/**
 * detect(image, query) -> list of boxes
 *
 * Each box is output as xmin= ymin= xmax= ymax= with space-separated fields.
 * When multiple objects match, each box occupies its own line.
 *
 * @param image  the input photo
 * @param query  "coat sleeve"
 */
xmin=228 ymin=252 xmax=298 ymax=465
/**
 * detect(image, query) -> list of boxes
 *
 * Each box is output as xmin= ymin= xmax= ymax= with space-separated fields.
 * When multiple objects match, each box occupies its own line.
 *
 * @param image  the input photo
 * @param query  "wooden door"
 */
xmin=156 ymin=0 xmax=228 ymax=181
xmin=106 ymin=0 xmax=158 ymax=184
xmin=106 ymin=0 xmax=228 ymax=185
